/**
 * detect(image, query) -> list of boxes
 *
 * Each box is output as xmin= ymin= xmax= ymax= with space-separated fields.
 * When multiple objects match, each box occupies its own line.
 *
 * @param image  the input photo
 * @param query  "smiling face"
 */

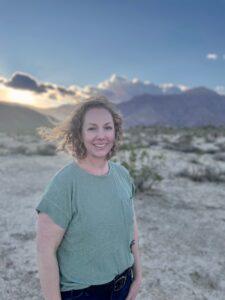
xmin=81 ymin=107 xmax=116 ymax=160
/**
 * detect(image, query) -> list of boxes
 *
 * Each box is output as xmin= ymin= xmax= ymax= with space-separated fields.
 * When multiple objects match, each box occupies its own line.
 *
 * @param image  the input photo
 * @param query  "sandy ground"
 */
xmin=1 ymin=148 xmax=225 ymax=300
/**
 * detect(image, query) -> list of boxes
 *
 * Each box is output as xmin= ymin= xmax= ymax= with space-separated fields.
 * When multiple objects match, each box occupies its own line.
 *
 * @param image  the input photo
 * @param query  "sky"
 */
xmin=0 ymin=0 xmax=225 ymax=107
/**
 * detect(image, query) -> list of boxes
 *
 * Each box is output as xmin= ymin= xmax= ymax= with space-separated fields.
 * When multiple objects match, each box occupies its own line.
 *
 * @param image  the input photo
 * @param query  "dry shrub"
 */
xmin=177 ymin=165 xmax=225 ymax=183
xmin=35 ymin=143 xmax=56 ymax=156
xmin=213 ymin=153 xmax=225 ymax=162
xmin=189 ymin=157 xmax=201 ymax=165
xmin=163 ymin=134 xmax=201 ymax=153
xmin=190 ymin=270 xmax=218 ymax=290
xmin=10 ymin=145 xmax=28 ymax=155
xmin=0 ymin=142 xmax=57 ymax=156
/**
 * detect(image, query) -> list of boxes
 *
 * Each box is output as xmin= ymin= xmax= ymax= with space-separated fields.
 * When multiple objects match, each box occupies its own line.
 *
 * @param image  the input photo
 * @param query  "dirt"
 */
xmin=1 ymin=149 xmax=225 ymax=300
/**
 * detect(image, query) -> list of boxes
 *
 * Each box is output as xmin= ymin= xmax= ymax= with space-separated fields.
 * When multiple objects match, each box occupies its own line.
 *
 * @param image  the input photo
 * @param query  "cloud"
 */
xmin=0 ymin=73 xmax=81 ymax=107
xmin=57 ymin=86 xmax=75 ymax=96
xmin=87 ymin=74 xmax=187 ymax=103
xmin=4 ymin=72 xmax=76 ymax=97
xmin=215 ymin=86 xmax=225 ymax=95
xmin=206 ymin=53 xmax=218 ymax=60
xmin=6 ymin=72 xmax=47 ymax=93
xmin=41 ymin=83 xmax=76 ymax=97
xmin=0 ymin=76 xmax=7 ymax=84
xmin=159 ymin=83 xmax=188 ymax=94
xmin=0 ymin=72 xmax=189 ymax=108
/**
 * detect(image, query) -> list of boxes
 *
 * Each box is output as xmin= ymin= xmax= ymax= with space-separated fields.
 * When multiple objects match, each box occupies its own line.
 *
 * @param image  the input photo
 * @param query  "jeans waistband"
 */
xmin=99 ymin=266 xmax=132 ymax=286
xmin=61 ymin=266 xmax=133 ymax=296
xmin=112 ymin=266 xmax=133 ymax=283
xmin=88 ymin=266 xmax=132 ymax=290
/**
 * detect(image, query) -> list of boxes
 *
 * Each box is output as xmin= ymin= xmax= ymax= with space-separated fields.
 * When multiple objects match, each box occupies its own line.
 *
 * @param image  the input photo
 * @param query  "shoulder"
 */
xmin=47 ymin=163 xmax=75 ymax=189
xmin=40 ymin=163 xmax=75 ymax=206
xmin=110 ymin=160 xmax=136 ymax=197
xmin=110 ymin=160 xmax=131 ymax=180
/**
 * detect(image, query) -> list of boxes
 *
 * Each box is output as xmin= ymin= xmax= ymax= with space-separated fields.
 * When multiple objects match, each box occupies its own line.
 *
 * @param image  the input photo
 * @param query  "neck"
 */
xmin=77 ymin=156 xmax=108 ymax=170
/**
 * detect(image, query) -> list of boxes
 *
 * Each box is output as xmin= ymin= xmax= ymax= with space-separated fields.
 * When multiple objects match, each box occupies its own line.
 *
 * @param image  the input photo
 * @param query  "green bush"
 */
xmin=115 ymin=146 xmax=164 ymax=192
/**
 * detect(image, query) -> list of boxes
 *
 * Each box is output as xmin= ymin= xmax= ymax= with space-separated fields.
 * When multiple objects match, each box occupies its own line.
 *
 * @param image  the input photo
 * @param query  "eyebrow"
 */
xmin=87 ymin=122 xmax=113 ymax=126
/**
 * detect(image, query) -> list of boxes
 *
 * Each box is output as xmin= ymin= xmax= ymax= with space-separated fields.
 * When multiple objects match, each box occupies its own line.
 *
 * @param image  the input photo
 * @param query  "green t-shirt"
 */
xmin=36 ymin=160 xmax=135 ymax=291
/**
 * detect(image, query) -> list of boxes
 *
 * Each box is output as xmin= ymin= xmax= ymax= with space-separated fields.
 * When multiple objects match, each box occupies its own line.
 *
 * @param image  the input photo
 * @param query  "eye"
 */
xmin=88 ymin=127 xmax=96 ymax=131
xmin=105 ymin=126 xmax=113 ymax=130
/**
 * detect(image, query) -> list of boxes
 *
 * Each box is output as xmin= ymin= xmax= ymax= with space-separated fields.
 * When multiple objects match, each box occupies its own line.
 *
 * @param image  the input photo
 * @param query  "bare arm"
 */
xmin=36 ymin=213 xmax=65 ymax=300
xmin=126 ymin=213 xmax=142 ymax=299
xmin=131 ymin=213 xmax=142 ymax=284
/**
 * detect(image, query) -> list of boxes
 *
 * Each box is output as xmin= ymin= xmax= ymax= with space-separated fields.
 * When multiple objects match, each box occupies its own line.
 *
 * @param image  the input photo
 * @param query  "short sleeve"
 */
xmin=130 ymin=176 xmax=136 ymax=199
xmin=130 ymin=177 xmax=136 ymax=217
xmin=36 ymin=178 xmax=73 ymax=230
xmin=118 ymin=162 xmax=136 ymax=199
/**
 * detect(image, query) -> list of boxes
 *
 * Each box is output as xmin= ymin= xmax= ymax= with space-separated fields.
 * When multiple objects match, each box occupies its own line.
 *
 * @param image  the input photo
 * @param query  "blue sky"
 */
xmin=0 ymin=0 xmax=225 ymax=106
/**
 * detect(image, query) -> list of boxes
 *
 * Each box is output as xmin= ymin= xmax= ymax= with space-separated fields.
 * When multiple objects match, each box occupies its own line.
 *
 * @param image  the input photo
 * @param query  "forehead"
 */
xmin=83 ymin=108 xmax=113 ymax=124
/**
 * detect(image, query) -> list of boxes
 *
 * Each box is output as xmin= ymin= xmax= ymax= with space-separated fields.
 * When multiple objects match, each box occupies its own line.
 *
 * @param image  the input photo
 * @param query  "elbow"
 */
xmin=36 ymin=234 xmax=58 ymax=255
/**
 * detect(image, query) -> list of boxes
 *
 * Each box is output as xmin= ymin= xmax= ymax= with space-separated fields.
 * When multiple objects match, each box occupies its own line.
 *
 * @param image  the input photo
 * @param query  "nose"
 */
xmin=96 ymin=128 xmax=106 ymax=139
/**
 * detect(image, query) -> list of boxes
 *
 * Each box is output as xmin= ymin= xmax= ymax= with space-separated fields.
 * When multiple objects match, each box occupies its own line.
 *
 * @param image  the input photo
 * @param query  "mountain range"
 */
xmin=118 ymin=87 xmax=225 ymax=128
xmin=1 ymin=86 xmax=225 ymax=135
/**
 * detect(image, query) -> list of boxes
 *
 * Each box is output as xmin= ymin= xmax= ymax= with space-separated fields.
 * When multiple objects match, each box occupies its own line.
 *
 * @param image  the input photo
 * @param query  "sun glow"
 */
xmin=7 ymin=89 xmax=38 ymax=106
xmin=0 ymin=85 xmax=63 ymax=108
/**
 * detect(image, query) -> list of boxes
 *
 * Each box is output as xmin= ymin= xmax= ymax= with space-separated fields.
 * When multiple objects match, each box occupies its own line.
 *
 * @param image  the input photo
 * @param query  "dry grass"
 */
xmin=176 ymin=165 xmax=225 ymax=183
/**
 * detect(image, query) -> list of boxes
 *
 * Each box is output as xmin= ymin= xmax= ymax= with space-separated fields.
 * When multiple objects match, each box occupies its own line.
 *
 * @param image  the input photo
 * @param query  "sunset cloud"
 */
xmin=206 ymin=53 xmax=218 ymax=60
xmin=6 ymin=72 xmax=46 ymax=93
xmin=0 ymin=72 xmax=189 ymax=108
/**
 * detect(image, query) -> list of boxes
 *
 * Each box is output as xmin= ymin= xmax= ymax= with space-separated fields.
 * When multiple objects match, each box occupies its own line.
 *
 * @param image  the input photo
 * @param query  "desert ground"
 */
xmin=1 ymin=127 xmax=225 ymax=300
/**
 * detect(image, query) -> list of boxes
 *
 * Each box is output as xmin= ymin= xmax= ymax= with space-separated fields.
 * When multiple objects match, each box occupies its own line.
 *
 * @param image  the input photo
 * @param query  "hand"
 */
xmin=125 ymin=277 xmax=142 ymax=300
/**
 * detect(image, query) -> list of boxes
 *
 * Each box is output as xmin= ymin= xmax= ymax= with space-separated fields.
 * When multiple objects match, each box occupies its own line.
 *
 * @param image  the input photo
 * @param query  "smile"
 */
xmin=94 ymin=144 xmax=107 ymax=149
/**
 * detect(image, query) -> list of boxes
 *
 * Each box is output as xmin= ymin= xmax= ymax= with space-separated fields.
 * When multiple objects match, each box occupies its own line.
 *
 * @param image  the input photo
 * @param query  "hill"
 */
xmin=0 ymin=101 xmax=54 ymax=135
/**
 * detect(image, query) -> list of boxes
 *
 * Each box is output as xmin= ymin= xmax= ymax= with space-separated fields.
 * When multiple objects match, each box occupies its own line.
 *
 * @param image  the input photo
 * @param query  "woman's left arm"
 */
xmin=126 ymin=213 xmax=142 ymax=300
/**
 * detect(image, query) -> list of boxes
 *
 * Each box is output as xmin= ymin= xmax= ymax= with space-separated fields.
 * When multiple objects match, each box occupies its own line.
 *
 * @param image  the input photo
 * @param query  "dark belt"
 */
xmin=87 ymin=266 xmax=133 ymax=293
xmin=61 ymin=266 xmax=133 ymax=297
xmin=112 ymin=266 xmax=133 ymax=291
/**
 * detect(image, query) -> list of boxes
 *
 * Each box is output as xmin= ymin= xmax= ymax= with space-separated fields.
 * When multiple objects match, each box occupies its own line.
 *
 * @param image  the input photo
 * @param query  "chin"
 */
xmin=90 ymin=151 xmax=110 ymax=159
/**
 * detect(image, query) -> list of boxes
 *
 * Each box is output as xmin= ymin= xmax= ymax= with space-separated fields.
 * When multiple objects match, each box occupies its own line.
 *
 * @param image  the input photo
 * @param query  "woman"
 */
xmin=36 ymin=97 xmax=142 ymax=300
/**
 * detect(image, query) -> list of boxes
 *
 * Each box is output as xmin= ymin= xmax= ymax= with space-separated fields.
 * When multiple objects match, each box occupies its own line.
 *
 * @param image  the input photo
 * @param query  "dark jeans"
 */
xmin=61 ymin=267 xmax=133 ymax=300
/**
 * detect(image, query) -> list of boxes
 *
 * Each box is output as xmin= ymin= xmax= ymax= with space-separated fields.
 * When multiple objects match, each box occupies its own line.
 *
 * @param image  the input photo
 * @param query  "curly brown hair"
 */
xmin=37 ymin=96 xmax=123 ymax=160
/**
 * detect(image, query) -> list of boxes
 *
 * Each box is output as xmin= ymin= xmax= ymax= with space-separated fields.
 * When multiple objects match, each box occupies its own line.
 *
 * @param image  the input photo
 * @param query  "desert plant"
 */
xmin=163 ymin=133 xmax=204 ymax=154
xmin=117 ymin=147 xmax=164 ymax=192
xmin=205 ymin=134 xmax=217 ymax=143
xmin=216 ymin=142 xmax=225 ymax=152
xmin=189 ymin=155 xmax=202 ymax=165
xmin=3 ymin=142 xmax=57 ymax=156
xmin=176 ymin=164 xmax=225 ymax=183
xmin=213 ymin=153 xmax=225 ymax=162
xmin=35 ymin=143 xmax=57 ymax=156
xmin=119 ymin=143 xmax=137 ymax=151
xmin=10 ymin=145 xmax=28 ymax=155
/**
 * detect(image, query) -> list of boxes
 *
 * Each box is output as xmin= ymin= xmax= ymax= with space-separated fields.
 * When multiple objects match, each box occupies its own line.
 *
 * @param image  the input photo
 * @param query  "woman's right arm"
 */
xmin=36 ymin=213 xmax=65 ymax=300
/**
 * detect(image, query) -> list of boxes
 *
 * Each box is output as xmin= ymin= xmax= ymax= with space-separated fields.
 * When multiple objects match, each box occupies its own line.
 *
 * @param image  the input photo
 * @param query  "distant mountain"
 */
xmin=0 ymin=101 xmax=54 ymax=135
xmin=118 ymin=87 xmax=225 ymax=128
xmin=93 ymin=74 xmax=186 ymax=103
xmin=2 ymin=86 xmax=225 ymax=133
xmin=37 ymin=86 xmax=225 ymax=128
xmin=36 ymin=104 xmax=77 ymax=121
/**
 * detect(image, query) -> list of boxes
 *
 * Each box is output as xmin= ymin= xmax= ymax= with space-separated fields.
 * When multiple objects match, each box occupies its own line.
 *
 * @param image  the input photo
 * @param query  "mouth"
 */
xmin=93 ymin=144 xmax=108 ymax=149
